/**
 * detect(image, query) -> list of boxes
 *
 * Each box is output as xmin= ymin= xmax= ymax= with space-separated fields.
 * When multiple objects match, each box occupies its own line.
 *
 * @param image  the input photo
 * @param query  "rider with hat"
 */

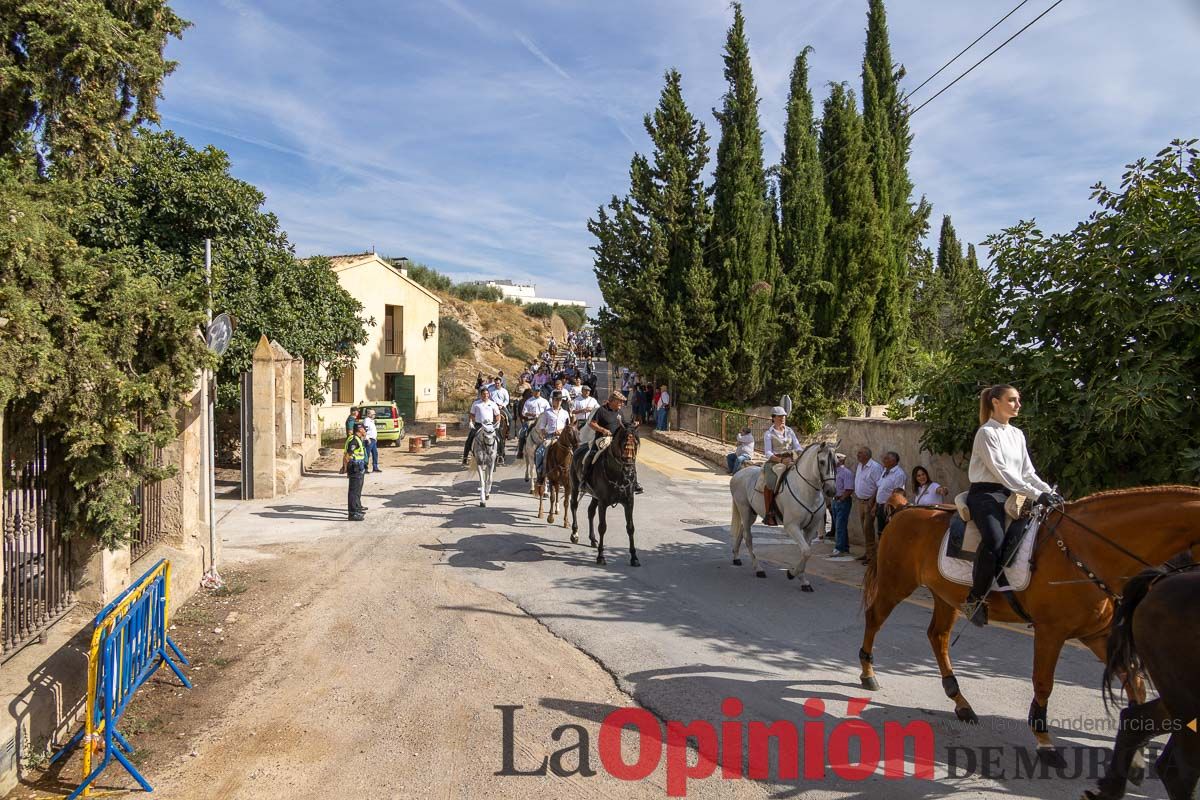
xmin=462 ymin=386 xmax=502 ymax=466
xmin=534 ymin=390 xmax=571 ymax=485
xmin=572 ymin=384 xmax=599 ymax=428
xmin=963 ymin=384 xmax=1062 ymax=626
xmin=761 ymin=406 xmax=802 ymax=526
xmin=584 ymin=391 xmax=643 ymax=494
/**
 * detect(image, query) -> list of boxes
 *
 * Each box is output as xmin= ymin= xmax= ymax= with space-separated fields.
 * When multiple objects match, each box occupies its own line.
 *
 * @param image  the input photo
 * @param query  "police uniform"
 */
xmin=344 ymin=432 xmax=368 ymax=520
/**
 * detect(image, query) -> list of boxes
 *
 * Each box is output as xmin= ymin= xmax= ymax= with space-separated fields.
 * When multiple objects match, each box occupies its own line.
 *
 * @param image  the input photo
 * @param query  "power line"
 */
xmin=907 ymin=0 xmax=1034 ymax=99
xmin=909 ymin=0 xmax=1067 ymax=117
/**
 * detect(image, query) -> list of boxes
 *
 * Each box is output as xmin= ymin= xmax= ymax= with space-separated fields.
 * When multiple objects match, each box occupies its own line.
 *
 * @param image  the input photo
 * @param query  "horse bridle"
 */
xmin=1038 ymin=505 xmax=1160 ymax=602
xmin=780 ymin=444 xmax=837 ymax=528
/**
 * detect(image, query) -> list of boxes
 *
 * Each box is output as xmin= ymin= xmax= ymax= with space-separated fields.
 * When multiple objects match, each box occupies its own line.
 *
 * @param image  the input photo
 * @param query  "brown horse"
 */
xmin=859 ymin=485 xmax=1200 ymax=765
xmin=537 ymin=423 xmax=578 ymax=526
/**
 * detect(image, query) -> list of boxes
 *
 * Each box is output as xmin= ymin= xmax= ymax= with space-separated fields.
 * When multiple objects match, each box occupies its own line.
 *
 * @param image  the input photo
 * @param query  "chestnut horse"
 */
xmin=859 ymin=485 xmax=1200 ymax=765
xmin=536 ymin=424 xmax=578 ymax=526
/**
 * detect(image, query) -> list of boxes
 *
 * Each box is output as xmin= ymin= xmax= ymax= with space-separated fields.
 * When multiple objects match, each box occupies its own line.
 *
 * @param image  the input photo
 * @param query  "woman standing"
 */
xmin=963 ymin=384 xmax=1061 ymax=626
xmin=761 ymin=407 xmax=802 ymax=526
xmin=911 ymin=465 xmax=948 ymax=507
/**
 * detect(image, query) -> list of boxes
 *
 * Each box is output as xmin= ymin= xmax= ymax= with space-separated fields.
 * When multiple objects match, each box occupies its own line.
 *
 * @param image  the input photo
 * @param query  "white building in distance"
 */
xmin=469 ymin=279 xmax=587 ymax=310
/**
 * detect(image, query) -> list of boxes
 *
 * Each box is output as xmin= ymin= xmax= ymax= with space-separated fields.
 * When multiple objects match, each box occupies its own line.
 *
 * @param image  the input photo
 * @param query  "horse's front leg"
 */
xmin=624 ymin=499 xmax=638 ymax=567
xmin=1029 ymin=629 xmax=1069 ymax=768
xmin=783 ymin=519 xmax=814 ymax=592
xmin=568 ymin=474 xmax=580 ymax=543
xmin=596 ymin=504 xmax=608 ymax=565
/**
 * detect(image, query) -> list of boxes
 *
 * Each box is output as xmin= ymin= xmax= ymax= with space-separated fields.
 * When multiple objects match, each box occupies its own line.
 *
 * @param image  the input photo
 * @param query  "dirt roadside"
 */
xmin=9 ymin=449 xmax=761 ymax=800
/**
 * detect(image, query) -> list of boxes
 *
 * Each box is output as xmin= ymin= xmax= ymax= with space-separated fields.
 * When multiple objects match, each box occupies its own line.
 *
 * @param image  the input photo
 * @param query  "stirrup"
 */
xmin=962 ymin=597 xmax=988 ymax=628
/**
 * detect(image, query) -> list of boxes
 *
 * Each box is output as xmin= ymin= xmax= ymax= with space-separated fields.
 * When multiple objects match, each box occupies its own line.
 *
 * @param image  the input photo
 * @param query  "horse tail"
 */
xmin=1102 ymin=566 xmax=1160 ymax=710
xmin=861 ymin=556 xmax=880 ymax=613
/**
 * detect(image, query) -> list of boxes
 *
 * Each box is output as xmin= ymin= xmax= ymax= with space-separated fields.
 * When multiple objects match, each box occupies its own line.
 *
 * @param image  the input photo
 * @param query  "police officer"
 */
xmin=341 ymin=422 xmax=368 ymax=521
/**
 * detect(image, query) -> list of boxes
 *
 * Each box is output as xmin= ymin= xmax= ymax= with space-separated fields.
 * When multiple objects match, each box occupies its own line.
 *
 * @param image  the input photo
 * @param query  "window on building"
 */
xmin=384 ymin=372 xmax=401 ymax=401
xmin=333 ymin=365 xmax=354 ymax=404
xmin=384 ymin=305 xmax=404 ymax=355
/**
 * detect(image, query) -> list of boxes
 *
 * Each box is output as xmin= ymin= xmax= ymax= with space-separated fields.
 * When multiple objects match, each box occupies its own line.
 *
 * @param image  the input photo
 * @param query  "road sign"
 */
xmin=780 ymin=395 xmax=793 ymax=415
xmin=206 ymin=313 xmax=233 ymax=355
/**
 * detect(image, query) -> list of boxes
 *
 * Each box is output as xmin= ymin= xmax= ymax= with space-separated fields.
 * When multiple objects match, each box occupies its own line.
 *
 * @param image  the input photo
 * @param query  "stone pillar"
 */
xmin=251 ymin=335 xmax=277 ymax=498
xmin=161 ymin=381 xmax=203 ymax=549
xmin=270 ymin=341 xmax=293 ymax=456
xmin=290 ymin=357 xmax=304 ymax=447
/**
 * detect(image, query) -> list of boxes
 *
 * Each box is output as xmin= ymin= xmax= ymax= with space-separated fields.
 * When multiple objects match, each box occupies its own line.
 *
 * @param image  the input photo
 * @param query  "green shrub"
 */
xmin=499 ymin=333 xmax=532 ymax=363
xmin=523 ymin=301 xmax=554 ymax=319
xmin=554 ymin=304 xmax=587 ymax=331
xmin=450 ymin=283 xmax=503 ymax=302
xmin=399 ymin=260 xmax=453 ymax=292
xmin=438 ymin=315 xmax=472 ymax=367
xmin=503 ymin=296 xmax=523 ymax=306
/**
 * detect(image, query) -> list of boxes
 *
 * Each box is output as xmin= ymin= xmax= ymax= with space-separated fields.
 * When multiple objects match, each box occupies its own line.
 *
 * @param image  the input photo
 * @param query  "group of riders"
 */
xmin=460 ymin=335 xmax=642 ymax=495
xmin=747 ymin=382 xmax=1064 ymax=627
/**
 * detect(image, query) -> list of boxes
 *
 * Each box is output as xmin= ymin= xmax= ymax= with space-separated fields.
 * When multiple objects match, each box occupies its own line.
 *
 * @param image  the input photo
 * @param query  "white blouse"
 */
xmin=912 ymin=481 xmax=943 ymax=506
xmin=968 ymin=418 xmax=1053 ymax=499
xmin=763 ymin=426 xmax=801 ymax=460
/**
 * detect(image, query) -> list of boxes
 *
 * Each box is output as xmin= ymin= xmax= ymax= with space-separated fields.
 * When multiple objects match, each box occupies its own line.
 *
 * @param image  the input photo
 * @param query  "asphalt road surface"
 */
xmin=426 ymin=390 xmax=1161 ymax=799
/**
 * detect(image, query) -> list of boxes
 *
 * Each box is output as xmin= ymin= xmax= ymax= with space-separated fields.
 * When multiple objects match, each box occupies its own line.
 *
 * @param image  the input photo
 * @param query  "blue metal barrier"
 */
xmin=49 ymin=560 xmax=191 ymax=798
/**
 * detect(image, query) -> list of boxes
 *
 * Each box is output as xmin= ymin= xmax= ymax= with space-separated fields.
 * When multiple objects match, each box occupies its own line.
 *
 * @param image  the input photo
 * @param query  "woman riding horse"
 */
xmin=761 ymin=407 xmax=802 ymax=526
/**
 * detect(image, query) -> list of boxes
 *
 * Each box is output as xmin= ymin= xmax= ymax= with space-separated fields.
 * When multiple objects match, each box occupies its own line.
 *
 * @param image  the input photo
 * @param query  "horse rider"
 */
xmin=490 ymin=376 xmax=511 ymax=457
xmin=517 ymin=387 xmax=548 ymax=459
xmin=963 ymin=384 xmax=1062 ymax=627
xmin=461 ymin=385 xmax=503 ymax=467
xmin=583 ymin=391 xmax=644 ymax=494
xmin=572 ymin=384 xmax=599 ymax=429
xmin=761 ymin=406 xmax=802 ymax=526
xmin=534 ymin=390 xmax=571 ymax=485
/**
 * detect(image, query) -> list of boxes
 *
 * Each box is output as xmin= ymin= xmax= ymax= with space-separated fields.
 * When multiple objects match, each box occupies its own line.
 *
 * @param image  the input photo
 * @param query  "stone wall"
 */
xmin=248 ymin=335 xmax=321 ymax=498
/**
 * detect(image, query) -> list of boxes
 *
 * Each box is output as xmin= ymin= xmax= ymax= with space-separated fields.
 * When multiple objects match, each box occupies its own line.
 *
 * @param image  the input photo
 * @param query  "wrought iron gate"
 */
xmin=2 ymin=417 xmax=74 ymax=661
xmin=130 ymin=440 xmax=164 ymax=563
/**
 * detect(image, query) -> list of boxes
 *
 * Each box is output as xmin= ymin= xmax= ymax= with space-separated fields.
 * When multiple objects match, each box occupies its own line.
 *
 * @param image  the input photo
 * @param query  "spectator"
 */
xmin=345 ymin=406 xmax=359 ymax=435
xmin=853 ymin=447 xmax=884 ymax=564
xmin=362 ymin=408 xmax=381 ymax=473
xmin=497 ymin=370 xmax=507 ymax=390
xmin=655 ymin=384 xmax=671 ymax=431
xmin=911 ymin=465 xmax=949 ymax=506
xmin=340 ymin=422 xmax=368 ymax=521
xmin=726 ymin=426 xmax=755 ymax=475
xmin=474 ymin=372 xmax=485 ymax=392
xmin=827 ymin=453 xmax=855 ymax=560
xmin=874 ymin=451 xmax=906 ymax=535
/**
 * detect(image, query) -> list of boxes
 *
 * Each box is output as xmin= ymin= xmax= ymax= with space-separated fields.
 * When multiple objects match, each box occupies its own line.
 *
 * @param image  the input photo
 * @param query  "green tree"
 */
xmin=918 ymin=140 xmax=1200 ymax=495
xmin=770 ymin=46 xmax=829 ymax=407
xmin=814 ymin=83 xmax=889 ymax=398
xmin=0 ymin=0 xmax=189 ymax=175
xmin=705 ymin=3 xmax=772 ymax=403
xmin=74 ymin=129 xmax=370 ymax=405
xmin=860 ymin=0 xmax=918 ymax=400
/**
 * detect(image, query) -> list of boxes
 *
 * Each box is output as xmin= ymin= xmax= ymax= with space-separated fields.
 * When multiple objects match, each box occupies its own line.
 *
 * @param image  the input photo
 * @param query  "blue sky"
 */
xmin=160 ymin=0 xmax=1200 ymax=309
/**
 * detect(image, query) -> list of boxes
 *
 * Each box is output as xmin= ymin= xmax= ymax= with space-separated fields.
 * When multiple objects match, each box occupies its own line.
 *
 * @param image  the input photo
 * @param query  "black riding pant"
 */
xmin=965 ymin=482 xmax=1009 ymax=599
xmin=463 ymin=423 xmax=478 ymax=459
xmin=347 ymin=463 xmax=365 ymax=517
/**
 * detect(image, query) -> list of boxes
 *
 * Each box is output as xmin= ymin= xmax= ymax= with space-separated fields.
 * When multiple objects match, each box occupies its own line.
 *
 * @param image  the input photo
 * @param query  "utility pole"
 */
xmin=203 ymin=239 xmax=222 ymax=587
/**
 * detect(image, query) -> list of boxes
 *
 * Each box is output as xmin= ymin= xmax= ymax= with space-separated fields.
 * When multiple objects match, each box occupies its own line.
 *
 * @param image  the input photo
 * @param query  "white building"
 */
xmin=470 ymin=279 xmax=587 ymax=309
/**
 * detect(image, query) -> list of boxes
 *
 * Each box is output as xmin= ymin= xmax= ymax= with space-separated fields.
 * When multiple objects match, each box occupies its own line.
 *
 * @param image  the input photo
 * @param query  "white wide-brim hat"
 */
xmin=771 ymin=406 xmax=787 ymax=417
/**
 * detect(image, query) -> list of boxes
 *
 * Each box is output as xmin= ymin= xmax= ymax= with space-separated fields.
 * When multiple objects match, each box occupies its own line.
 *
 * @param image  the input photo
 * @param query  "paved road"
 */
xmin=423 ymin=411 xmax=1156 ymax=799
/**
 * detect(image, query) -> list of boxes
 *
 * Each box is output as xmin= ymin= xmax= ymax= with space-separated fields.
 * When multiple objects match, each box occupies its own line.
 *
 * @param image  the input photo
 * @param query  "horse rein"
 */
xmin=1039 ymin=505 xmax=1158 ymax=602
xmin=780 ymin=445 xmax=836 ymax=529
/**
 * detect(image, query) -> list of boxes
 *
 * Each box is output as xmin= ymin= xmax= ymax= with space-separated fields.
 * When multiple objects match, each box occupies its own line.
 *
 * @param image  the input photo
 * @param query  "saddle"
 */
xmin=939 ymin=492 xmax=1038 ymax=592
xmin=754 ymin=464 xmax=793 ymax=525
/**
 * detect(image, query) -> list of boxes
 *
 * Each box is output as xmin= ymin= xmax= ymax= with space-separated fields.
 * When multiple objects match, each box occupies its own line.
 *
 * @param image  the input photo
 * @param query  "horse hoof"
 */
xmin=755 ymin=570 xmax=766 ymax=578
xmin=1037 ymin=747 xmax=1067 ymax=769
xmin=479 ymin=502 xmax=486 ymax=507
xmin=786 ymin=571 xmax=795 ymax=580
xmin=630 ymin=558 xmax=640 ymax=567
xmin=597 ymin=556 xmax=607 ymax=565
xmin=1127 ymin=764 xmax=1145 ymax=787
xmin=861 ymin=675 xmax=879 ymax=691
xmin=800 ymin=584 xmax=815 ymax=593
xmin=955 ymin=706 xmax=979 ymax=724
xmin=732 ymin=558 xmax=742 ymax=566
xmin=570 ymin=533 xmax=579 ymax=544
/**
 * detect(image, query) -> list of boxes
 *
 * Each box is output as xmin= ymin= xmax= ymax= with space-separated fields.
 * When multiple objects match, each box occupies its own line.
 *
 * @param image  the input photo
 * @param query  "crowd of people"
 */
xmin=617 ymin=369 xmax=670 ymax=431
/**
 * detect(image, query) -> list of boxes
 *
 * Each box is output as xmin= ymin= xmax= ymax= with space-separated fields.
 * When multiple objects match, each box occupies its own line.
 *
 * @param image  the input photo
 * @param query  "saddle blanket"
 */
xmin=937 ymin=517 xmax=1040 ymax=592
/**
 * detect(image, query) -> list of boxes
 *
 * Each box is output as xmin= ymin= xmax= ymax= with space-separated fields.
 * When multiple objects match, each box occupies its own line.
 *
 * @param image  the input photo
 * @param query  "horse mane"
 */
xmin=1070 ymin=484 xmax=1200 ymax=508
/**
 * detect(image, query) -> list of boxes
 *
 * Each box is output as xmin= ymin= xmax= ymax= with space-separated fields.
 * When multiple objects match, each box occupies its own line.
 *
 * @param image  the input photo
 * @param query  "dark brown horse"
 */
xmin=536 ymin=423 xmax=578 ymax=526
xmin=1086 ymin=558 xmax=1200 ymax=800
xmin=859 ymin=485 xmax=1200 ymax=764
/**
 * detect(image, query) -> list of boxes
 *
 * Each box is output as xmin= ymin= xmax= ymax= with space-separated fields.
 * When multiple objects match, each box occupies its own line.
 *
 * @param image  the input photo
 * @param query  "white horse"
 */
xmin=728 ymin=441 xmax=838 ymax=591
xmin=524 ymin=426 xmax=544 ymax=490
xmin=469 ymin=421 xmax=498 ymax=506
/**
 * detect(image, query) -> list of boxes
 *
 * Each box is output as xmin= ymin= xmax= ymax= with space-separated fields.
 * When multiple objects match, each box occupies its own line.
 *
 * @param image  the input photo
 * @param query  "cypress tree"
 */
xmin=860 ymin=0 xmax=916 ymax=401
xmin=936 ymin=214 xmax=963 ymax=282
xmin=771 ymin=47 xmax=828 ymax=406
xmin=706 ymin=2 xmax=772 ymax=404
xmin=815 ymin=83 xmax=889 ymax=398
xmin=590 ymin=70 xmax=714 ymax=399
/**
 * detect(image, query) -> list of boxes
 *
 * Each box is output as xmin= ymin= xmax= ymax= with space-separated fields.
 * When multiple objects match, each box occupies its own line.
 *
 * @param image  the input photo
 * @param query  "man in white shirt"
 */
xmin=726 ymin=426 xmax=755 ymax=475
xmin=518 ymin=391 xmax=550 ymax=458
xmin=489 ymin=378 xmax=512 ymax=465
xmin=534 ymin=392 xmax=571 ymax=484
xmin=853 ymin=447 xmax=884 ymax=564
xmin=462 ymin=387 xmax=502 ymax=466
xmin=362 ymin=409 xmax=381 ymax=473
xmin=572 ymin=385 xmax=599 ymax=428
xmin=873 ymin=451 xmax=906 ymax=535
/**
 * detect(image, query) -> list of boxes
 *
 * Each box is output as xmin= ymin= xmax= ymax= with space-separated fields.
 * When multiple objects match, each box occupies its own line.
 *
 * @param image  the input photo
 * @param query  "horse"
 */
xmin=1085 ymin=557 xmax=1200 ymax=800
xmin=467 ymin=421 xmax=498 ymax=507
xmin=496 ymin=409 xmax=510 ymax=465
xmin=728 ymin=441 xmax=838 ymax=591
xmin=568 ymin=425 xmax=640 ymax=566
xmin=524 ymin=426 xmax=543 ymax=489
xmin=537 ymin=424 xmax=579 ymax=525
xmin=858 ymin=485 xmax=1200 ymax=766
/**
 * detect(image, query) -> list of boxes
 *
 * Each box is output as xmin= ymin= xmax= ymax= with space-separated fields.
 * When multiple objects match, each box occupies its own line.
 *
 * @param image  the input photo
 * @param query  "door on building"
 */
xmin=390 ymin=374 xmax=416 ymax=422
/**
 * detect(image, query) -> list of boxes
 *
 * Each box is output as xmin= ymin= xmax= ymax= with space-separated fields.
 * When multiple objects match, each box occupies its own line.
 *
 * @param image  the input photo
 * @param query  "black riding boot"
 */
xmin=462 ymin=426 xmax=477 ymax=465
xmin=964 ymin=546 xmax=999 ymax=627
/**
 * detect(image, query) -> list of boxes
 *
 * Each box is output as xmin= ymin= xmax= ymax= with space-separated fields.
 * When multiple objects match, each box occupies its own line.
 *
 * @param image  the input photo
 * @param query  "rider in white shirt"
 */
xmin=534 ymin=391 xmax=571 ymax=484
xmin=761 ymin=407 xmax=802 ymax=525
xmin=572 ymin=385 xmax=599 ymax=427
xmin=462 ymin=387 xmax=502 ymax=466
xmin=518 ymin=390 xmax=550 ymax=459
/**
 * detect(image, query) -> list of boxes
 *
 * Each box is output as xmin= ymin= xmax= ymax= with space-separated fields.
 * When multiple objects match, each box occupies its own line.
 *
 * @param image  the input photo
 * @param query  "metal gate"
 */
xmin=2 ymin=417 xmax=74 ymax=661
xmin=130 ymin=434 xmax=164 ymax=563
